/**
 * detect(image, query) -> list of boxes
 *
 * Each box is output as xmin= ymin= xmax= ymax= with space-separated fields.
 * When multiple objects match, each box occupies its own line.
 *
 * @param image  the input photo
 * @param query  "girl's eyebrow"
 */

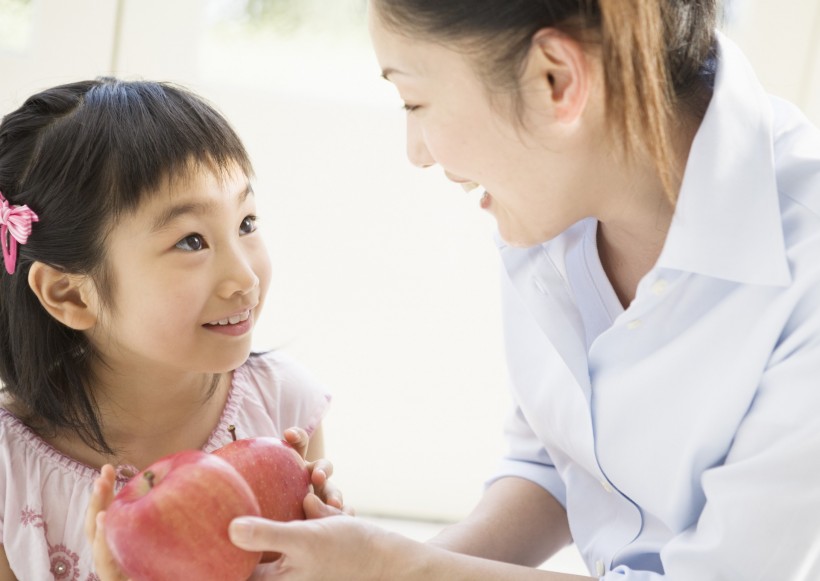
xmin=149 ymin=184 xmax=254 ymax=232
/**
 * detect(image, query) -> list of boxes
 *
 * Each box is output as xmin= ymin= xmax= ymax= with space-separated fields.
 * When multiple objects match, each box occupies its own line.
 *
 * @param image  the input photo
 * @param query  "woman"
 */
xmin=232 ymin=0 xmax=820 ymax=581
xmin=232 ymin=0 xmax=820 ymax=579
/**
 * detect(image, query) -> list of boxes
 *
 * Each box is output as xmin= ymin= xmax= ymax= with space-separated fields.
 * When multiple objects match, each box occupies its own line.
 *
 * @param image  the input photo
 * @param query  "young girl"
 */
xmin=226 ymin=0 xmax=820 ymax=580
xmin=0 ymin=78 xmax=335 ymax=579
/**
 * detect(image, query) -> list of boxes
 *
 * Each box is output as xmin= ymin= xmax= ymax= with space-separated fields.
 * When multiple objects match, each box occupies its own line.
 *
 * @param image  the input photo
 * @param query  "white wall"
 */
xmin=1 ymin=0 xmax=819 ymax=522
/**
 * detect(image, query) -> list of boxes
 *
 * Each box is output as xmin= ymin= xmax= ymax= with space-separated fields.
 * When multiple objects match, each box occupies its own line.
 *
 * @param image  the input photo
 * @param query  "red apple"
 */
xmin=213 ymin=425 xmax=311 ymax=562
xmin=105 ymin=449 xmax=262 ymax=581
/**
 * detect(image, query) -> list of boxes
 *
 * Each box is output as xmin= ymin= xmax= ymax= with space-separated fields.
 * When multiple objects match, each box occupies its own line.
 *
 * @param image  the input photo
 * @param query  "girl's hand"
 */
xmin=283 ymin=427 xmax=353 ymax=515
xmin=84 ymin=465 xmax=131 ymax=581
xmin=230 ymin=494 xmax=389 ymax=580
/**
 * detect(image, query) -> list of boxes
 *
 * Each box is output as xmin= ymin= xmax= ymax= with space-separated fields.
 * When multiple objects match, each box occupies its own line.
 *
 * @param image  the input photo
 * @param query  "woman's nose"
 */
xmin=406 ymin=117 xmax=435 ymax=168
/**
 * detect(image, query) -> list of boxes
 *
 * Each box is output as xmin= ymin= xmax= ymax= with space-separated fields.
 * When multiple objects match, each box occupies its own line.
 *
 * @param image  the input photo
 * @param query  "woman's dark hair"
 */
xmin=372 ymin=0 xmax=718 ymax=200
xmin=0 ymin=78 xmax=253 ymax=453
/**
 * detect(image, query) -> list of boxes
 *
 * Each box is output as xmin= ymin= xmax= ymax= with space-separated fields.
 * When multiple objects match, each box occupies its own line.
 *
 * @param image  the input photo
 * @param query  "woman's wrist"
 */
xmin=369 ymin=528 xmax=439 ymax=581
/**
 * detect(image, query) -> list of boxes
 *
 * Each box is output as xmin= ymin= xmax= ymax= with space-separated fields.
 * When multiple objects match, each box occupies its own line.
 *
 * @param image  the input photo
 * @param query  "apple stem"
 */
xmin=144 ymin=470 xmax=156 ymax=489
xmin=228 ymin=424 xmax=237 ymax=442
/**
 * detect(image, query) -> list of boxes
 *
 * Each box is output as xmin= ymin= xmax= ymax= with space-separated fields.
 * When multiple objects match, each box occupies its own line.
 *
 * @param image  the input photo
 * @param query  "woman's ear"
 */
xmin=526 ymin=28 xmax=592 ymax=124
xmin=28 ymin=262 xmax=98 ymax=330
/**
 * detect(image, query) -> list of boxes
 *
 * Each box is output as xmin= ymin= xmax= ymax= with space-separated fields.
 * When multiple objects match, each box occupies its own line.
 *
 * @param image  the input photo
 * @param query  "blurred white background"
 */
xmin=1 ymin=0 xmax=819 ymax=560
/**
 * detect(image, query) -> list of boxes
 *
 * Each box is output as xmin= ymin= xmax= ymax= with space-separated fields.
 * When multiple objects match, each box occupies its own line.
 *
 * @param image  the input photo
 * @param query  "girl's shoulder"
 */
xmin=0 ymin=408 xmax=98 ymax=577
xmin=225 ymin=350 xmax=332 ymax=440
xmin=0 ymin=407 xmax=100 ymax=482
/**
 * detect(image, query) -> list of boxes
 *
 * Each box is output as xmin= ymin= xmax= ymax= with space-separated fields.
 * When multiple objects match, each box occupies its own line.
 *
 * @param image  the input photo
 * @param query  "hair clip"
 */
xmin=0 ymin=191 xmax=39 ymax=274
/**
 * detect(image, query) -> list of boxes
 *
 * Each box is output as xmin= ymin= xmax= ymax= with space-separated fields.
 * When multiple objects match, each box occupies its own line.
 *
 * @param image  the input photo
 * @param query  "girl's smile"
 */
xmin=204 ymin=308 xmax=255 ymax=336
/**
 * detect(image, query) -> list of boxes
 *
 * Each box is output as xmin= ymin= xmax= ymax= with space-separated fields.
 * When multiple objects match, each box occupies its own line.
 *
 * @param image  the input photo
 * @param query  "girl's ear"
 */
xmin=526 ymin=28 xmax=592 ymax=124
xmin=27 ymin=262 xmax=98 ymax=330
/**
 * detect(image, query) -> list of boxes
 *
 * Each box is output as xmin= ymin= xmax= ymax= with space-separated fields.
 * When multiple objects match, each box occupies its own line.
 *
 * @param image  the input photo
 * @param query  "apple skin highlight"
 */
xmin=105 ymin=450 xmax=262 ymax=581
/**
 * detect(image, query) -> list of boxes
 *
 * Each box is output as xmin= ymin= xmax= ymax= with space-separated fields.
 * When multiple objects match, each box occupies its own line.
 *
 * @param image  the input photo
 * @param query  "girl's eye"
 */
xmin=240 ymin=215 xmax=257 ymax=235
xmin=175 ymin=234 xmax=206 ymax=252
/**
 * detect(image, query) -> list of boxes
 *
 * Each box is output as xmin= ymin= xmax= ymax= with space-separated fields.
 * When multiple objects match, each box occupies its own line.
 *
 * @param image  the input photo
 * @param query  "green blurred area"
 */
xmin=208 ymin=0 xmax=367 ymax=38
xmin=0 ymin=0 xmax=32 ymax=52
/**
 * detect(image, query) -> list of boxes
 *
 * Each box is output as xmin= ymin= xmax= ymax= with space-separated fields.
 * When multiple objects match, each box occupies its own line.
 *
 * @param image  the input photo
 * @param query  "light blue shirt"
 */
xmin=492 ymin=34 xmax=820 ymax=580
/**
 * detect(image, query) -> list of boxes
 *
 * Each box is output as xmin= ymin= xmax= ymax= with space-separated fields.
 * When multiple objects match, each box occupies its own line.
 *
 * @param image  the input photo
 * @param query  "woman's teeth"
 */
xmin=460 ymin=181 xmax=482 ymax=193
xmin=207 ymin=311 xmax=250 ymax=326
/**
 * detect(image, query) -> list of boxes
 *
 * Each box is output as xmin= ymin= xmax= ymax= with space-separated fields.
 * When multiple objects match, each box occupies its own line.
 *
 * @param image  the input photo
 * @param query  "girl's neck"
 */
xmin=48 ymin=367 xmax=233 ymax=472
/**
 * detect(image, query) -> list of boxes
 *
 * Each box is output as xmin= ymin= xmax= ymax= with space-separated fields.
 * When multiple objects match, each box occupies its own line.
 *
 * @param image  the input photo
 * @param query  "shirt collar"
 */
xmin=658 ymin=32 xmax=791 ymax=286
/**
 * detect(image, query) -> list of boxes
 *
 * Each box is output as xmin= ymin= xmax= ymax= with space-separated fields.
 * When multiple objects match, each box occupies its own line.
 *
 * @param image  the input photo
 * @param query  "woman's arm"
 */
xmin=428 ymin=476 xmax=572 ymax=567
xmin=0 ymin=546 xmax=18 ymax=581
xmin=229 ymin=498 xmax=592 ymax=581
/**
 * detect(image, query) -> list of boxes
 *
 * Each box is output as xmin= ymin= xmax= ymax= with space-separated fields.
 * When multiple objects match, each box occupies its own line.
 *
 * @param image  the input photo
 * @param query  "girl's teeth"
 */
xmin=208 ymin=311 xmax=250 ymax=326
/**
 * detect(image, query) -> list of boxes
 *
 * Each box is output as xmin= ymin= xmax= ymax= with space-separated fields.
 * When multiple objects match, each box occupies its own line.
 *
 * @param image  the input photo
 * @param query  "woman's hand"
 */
xmin=283 ymin=427 xmax=353 ymax=514
xmin=84 ymin=464 xmax=130 ymax=581
xmin=230 ymin=494 xmax=394 ymax=580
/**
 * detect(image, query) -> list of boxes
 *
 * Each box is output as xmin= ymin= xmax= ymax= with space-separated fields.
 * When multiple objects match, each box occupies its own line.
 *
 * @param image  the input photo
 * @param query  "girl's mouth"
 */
xmin=203 ymin=310 xmax=254 ymax=336
xmin=205 ymin=310 xmax=251 ymax=327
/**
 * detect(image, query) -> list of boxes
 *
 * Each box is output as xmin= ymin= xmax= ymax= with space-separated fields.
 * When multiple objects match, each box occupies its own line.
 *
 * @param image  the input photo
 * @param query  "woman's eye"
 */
xmin=175 ymin=234 xmax=206 ymax=251
xmin=240 ymin=215 xmax=257 ymax=235
xmin=402 ymin=103 xmax=420 ymax=113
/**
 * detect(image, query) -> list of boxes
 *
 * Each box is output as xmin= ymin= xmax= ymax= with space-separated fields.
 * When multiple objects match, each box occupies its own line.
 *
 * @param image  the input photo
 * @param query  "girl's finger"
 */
xmin=283 ymin=427 xmax=310 ymax=459
xmin=85 ymin=464 xmax=116 ymax=544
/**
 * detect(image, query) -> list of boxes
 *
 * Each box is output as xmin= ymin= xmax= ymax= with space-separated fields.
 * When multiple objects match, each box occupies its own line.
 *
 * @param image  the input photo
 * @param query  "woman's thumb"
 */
xmin=229 ymin=516 xmax=290 ymax=552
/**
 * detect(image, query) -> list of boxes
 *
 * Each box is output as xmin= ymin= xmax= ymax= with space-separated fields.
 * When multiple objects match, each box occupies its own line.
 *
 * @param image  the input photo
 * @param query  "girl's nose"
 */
xmin=406 ymin=117 xmax=435 ymax=169
xmin=217 ymin=246 xmax=259 ymax=298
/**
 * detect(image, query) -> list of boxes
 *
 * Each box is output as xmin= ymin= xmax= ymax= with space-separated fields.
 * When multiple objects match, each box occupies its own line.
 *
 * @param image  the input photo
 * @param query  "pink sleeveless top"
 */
xmin=0 ymin=351 xmax=331 ymax=580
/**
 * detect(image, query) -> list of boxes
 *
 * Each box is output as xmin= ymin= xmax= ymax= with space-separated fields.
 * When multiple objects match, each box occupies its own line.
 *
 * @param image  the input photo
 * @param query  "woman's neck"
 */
xmin=592 ymin=113 xmax=700 ymax=307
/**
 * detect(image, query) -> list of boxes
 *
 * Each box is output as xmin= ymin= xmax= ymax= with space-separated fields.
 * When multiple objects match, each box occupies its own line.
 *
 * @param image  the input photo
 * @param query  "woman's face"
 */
xmin=367 ymin=5 xmax=602 ymax=247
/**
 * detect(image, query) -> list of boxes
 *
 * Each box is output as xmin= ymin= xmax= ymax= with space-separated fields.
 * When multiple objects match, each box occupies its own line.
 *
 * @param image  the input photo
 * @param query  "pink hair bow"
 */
xmin=0 ymin=191 xmax=39 ymax=274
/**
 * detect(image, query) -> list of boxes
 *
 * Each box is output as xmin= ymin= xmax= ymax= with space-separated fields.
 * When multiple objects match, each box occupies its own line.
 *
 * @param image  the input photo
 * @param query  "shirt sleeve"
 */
xmin=488 ymin=405 xmax=568 ymax=508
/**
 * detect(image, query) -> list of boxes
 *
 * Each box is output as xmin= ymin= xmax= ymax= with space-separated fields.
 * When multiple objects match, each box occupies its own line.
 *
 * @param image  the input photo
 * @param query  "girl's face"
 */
xmin=88 ymin=164 xmax=271 ymax=377
xmin=367 ymin=6 xmax=603 ymax=247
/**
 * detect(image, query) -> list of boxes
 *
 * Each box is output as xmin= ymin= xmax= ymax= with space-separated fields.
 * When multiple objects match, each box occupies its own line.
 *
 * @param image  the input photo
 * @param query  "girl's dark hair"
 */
xmin=0 ymin=78 xmax=253 ymax=453
xmin=373 ymin=0 xmax=718 ymax=200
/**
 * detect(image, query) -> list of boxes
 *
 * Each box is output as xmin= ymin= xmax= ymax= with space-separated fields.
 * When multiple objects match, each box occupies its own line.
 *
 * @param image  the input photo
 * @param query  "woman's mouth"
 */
xmin=479 ymin=190 xmax=491 ymax=210
xmin=460 ymin=181 xmax=481 ymax=193
xmin=458 ymin=181 xmax=492 ymax=211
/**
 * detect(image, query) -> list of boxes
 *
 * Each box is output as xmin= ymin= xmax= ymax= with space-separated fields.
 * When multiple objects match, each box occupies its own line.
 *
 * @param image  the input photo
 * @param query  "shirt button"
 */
xmin=600 ymin=479 xmax=614 ymax=493
xmin=651 ymin=279 xmax=669 ymax=295
xmin=626 ymin=319 xmax=642 ymax=330
xmin=596 ymin=560 xmax=606 ymax=576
